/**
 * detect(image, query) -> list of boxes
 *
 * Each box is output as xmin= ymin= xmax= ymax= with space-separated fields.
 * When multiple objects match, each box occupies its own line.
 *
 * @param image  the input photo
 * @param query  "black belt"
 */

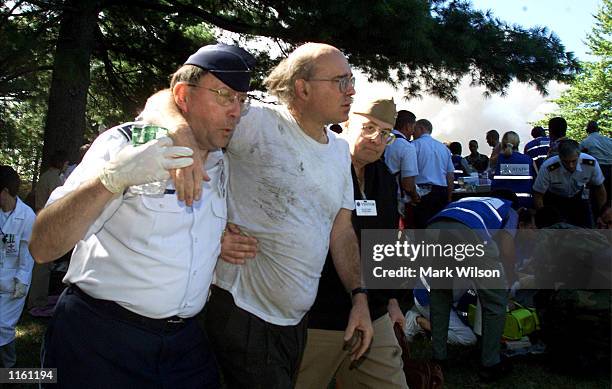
xmin=68 ymin=285 xmax=190 ymax=333
xmin=419 ymin=183 xmax=448 ymax=193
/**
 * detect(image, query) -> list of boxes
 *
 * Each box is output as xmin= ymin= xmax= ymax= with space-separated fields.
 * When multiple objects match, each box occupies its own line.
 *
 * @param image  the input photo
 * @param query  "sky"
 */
xmin=352 ymin=0 xmax=603 ymax=153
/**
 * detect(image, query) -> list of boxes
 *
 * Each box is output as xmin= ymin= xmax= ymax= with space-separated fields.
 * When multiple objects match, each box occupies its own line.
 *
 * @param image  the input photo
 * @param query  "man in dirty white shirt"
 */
xmin=142 ymin=42 xmax=373 ymax=388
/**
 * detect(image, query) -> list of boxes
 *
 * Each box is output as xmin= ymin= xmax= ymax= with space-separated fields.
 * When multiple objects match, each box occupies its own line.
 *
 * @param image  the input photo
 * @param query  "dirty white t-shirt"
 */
xmin=214 ymin=102 xmax=354 ymax=325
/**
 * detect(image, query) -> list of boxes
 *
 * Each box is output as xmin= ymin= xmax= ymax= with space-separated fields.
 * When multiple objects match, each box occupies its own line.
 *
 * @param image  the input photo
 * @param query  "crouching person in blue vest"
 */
xmin=426 ymin=191 xmax=519 ymax=382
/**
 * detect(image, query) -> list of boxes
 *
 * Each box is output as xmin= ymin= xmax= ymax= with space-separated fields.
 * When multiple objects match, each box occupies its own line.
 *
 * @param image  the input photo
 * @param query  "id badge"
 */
xmin=355 ymin=200 xmax=377 ymax=216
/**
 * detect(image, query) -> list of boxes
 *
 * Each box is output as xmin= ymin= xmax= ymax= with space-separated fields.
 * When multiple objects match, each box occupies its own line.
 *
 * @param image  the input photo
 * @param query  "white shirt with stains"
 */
xmin=214 ymin=102 xmax=354 ymax=325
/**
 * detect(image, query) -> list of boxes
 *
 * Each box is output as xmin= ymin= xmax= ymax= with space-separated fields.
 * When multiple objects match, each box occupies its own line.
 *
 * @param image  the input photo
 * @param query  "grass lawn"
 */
xmin=10 ymin=314 xmax=611 ymax=388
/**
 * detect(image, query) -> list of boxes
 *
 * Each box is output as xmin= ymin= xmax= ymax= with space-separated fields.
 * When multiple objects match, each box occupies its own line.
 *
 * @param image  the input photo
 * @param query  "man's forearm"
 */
xmin=446 ymin=173 xmax=454 ymax=201
xmin=330 ymin=211 xmax=362 ymax=292
xmin=401 ymin=176 xmax=418 ymax=200
xmin=140 ymin=89 xmax=189 ymax=132
xmin=593 ymin=185 xmax=607 ymax=211
xmin=533 ymin=192 xmax=544 ymax=209
xmin=29 ymin=178 xmax=115 ymax=263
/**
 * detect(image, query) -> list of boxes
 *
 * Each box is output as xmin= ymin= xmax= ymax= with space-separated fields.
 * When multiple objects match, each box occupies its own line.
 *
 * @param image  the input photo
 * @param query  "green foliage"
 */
xmin=541 ymin=0 xmax=611 ymax=141
xmin=0 ymin=100 xmax=45 ymax=184
xmin=0 ymin=2 xmax=56 ymax=183
xmin=2 ymin=0 xmax=585 ymax=179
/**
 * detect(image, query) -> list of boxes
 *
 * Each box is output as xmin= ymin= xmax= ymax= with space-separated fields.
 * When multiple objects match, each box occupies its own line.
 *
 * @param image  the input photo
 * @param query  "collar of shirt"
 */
xmin=204 ymin=149 xmax=224 ymax=170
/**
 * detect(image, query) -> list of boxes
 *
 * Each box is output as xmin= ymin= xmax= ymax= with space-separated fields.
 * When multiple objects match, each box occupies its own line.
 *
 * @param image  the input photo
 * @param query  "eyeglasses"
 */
xmin=307 ymin=75 xmax=356 ymax=94
xmin=186 ymin=84 xmax=250 ymax=114
xmin=361 ymin=124 xmax=395 ymax=145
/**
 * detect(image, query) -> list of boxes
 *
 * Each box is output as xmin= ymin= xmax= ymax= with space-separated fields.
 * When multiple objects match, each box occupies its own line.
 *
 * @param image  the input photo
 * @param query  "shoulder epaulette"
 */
xmin=547 ymin=162 xmax=561 ymax=172
xmin=581 ymin=158 xmax=595 ymax=166
xmin=117 ymin=124 xmax=133 ymax=142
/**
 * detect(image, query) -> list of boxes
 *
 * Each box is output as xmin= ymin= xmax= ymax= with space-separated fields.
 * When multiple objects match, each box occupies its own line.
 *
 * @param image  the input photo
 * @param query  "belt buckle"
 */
xmin=167 ymin=317 xmax=184 ymax=324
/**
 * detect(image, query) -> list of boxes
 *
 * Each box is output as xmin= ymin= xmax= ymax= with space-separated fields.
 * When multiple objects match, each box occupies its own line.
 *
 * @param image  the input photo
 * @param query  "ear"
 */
xmin=173 ymin=83 xmax=190 ymax=113
xmin=294 ymin=79 xmax=310 ymax=101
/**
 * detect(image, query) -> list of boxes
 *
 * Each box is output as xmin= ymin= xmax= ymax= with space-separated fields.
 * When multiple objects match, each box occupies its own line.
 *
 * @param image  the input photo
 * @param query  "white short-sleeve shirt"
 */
xmin=533 ymin=153 xmax=605 ymax=197
xmin=214 ymin=102 xmax=354 ymax=325
xmin=48 ymin=125 xmax=227 ymax=319
xmin=413 ymin=134 xmax=454 ymax=186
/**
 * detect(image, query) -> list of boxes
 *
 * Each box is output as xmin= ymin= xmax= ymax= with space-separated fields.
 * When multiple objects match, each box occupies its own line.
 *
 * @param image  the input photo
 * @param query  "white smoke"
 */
xmin=352 ymin=71 xmax=568 ymax=154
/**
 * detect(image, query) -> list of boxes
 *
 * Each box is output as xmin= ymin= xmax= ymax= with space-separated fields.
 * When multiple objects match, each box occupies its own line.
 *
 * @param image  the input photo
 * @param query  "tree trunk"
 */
xmin=41 ymin=0 xmax=102 ymax=168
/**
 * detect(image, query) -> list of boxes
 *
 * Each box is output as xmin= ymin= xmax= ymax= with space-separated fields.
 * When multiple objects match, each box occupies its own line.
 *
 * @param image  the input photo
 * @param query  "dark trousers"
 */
xmin=428 ymin=221 xmax=507 ymax=367
xmin=599 ymin=164 xmax=611 ymax=207
xmin=544 ymin=192 xmax=594 ymax=228
xmin=42 ymin=286 xmax=219 ymax=389
xmin=413 ymin=185 xmax=449 ymax=229
xmin=202 ymin=286 xmax=308 ymax=389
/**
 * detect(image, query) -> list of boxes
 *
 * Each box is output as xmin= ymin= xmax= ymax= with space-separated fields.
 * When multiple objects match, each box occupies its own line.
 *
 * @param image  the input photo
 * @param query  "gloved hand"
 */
xmin=12 ymin=278 xmax=27 ymax=299
xmin=99 ymin=136 xmax=194 ymax=194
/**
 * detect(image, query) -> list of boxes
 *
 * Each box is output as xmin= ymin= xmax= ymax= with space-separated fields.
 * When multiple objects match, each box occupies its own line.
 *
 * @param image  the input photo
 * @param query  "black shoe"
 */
xmin=479 ymin=359 xmax=512 ymax=382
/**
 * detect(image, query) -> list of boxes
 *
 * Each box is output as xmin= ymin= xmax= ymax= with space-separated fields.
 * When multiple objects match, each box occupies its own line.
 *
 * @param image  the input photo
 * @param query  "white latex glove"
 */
xmin=12 ymin=278 xmax=27 ymax=299
xmin=99 ymin=136 xmax=194 ymax=194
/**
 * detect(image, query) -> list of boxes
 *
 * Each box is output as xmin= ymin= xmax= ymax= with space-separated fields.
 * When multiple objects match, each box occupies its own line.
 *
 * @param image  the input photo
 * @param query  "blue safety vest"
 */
xmin=491 ymin=151 xmax=535 ymax=208
xmin=429 ymin=197 xmax=513 ymax=239
xmin=524 ymin=136 xmax=550 ymax=169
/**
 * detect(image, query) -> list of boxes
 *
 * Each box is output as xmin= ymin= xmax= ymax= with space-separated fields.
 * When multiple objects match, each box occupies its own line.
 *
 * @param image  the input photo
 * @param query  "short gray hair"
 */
xmin=264 ymin=43 xmax=338 ymax=105
xmin=415 ymin=119 xmax=433 ymax=134
xmin=170 ymin=65 xmax=208 ymax=89
xmin=558 ymin=139 xmax=580 ymax=159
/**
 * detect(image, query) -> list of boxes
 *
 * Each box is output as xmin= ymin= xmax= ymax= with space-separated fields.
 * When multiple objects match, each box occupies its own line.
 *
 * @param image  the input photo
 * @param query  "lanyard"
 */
xmin=1 ymin=208 xmax=15 ymax=245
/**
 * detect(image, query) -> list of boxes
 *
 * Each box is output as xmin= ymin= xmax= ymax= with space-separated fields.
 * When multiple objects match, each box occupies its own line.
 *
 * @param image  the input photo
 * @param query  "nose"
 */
xmin=227 ymin=99 xmax=241 ymax=119
xmin=372 ymin=133 xmax=384 ymax=145
xmin=346 ymin=83 xmax=356 ymax=96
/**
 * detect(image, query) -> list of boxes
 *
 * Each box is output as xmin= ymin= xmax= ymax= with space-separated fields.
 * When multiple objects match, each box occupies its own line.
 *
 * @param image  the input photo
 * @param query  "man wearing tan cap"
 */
xmin=141 ymin=42 xmax=373 ymax=388
xmin=295 ymin=98 xmax=409 ymax=389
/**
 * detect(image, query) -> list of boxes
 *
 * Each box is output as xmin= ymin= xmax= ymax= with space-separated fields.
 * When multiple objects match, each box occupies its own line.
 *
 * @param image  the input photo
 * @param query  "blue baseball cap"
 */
xmin=185 ymin=43 xmax=256 ymax=92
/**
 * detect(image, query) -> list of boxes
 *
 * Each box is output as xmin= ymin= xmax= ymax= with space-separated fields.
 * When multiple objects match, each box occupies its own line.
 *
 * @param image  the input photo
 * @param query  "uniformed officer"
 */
xmin=29 ymin=44 xmax=256 ymax=388
xmin=427 ymin=194 xmax=518 ymax=381
xmin=533 ymin=139 xmax=607 ymax=228
xmin=523 ymin=126 xmax=550 ymax=169
xmin=384 ymin=110 xmax=419 ymax=227
xmin=412 ymin=119 xmax=455 ymax=228
xmin=0 ymin=166 xmax=35 ymax=368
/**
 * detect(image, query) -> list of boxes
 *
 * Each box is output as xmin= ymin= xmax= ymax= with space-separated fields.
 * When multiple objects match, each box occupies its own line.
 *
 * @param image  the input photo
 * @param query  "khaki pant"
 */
xmin=296 ymin=314 xmax=408 ymax=389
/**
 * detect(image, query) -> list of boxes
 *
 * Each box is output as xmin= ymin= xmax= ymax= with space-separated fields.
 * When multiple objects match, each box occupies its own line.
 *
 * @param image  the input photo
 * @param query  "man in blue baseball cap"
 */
xmin=140 ymin=42 xmax=372 ymax=389
xmin=30 ymin=43 xmax=256 ymax=388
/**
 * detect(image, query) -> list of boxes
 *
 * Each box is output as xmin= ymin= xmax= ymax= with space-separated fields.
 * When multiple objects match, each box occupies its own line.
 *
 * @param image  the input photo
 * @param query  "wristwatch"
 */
xmin=351 ymin=287 xmax=368 ymax=297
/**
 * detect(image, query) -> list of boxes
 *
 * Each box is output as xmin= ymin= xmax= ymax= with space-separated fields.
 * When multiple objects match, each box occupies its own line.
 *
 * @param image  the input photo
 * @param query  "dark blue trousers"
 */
xmin=42 ymin=287 xmax=219 ymax=388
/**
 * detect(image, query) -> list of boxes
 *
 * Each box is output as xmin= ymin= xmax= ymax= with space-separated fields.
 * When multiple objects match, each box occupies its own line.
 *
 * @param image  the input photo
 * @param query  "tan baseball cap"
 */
xmin=352 ymin=98 xmax=397 ymax=129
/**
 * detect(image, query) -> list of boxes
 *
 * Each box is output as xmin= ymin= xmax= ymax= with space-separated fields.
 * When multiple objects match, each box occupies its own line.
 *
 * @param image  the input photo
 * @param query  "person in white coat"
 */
xmin=0 ymin=166 xmax=35 ymax=367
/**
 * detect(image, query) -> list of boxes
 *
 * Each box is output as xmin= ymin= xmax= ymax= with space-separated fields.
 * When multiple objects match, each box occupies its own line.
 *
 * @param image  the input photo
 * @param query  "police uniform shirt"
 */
xmin=47 ymin=126 xmax=228 ymax=319
xmin=580 ymin=132 xmax=612 ymax=166
xmin=533 ymin=153 xmax=605 ymax=197
xmin=413 ymin=133 xmax=455 ymax=186
xmin=383 ymin=129 xmax=418 ymax=178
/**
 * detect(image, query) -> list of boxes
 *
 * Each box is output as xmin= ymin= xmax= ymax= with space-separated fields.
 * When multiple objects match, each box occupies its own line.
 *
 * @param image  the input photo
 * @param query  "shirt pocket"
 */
xmin=125 ymin=195 xmax=186 ymax=251
xmin=210 ymin=194 xmax=227 ymax=220
xmin=0 ymin=272 xmax=15 ymax=293
xmin=141 ymin=195 xmax=184 ymax=213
